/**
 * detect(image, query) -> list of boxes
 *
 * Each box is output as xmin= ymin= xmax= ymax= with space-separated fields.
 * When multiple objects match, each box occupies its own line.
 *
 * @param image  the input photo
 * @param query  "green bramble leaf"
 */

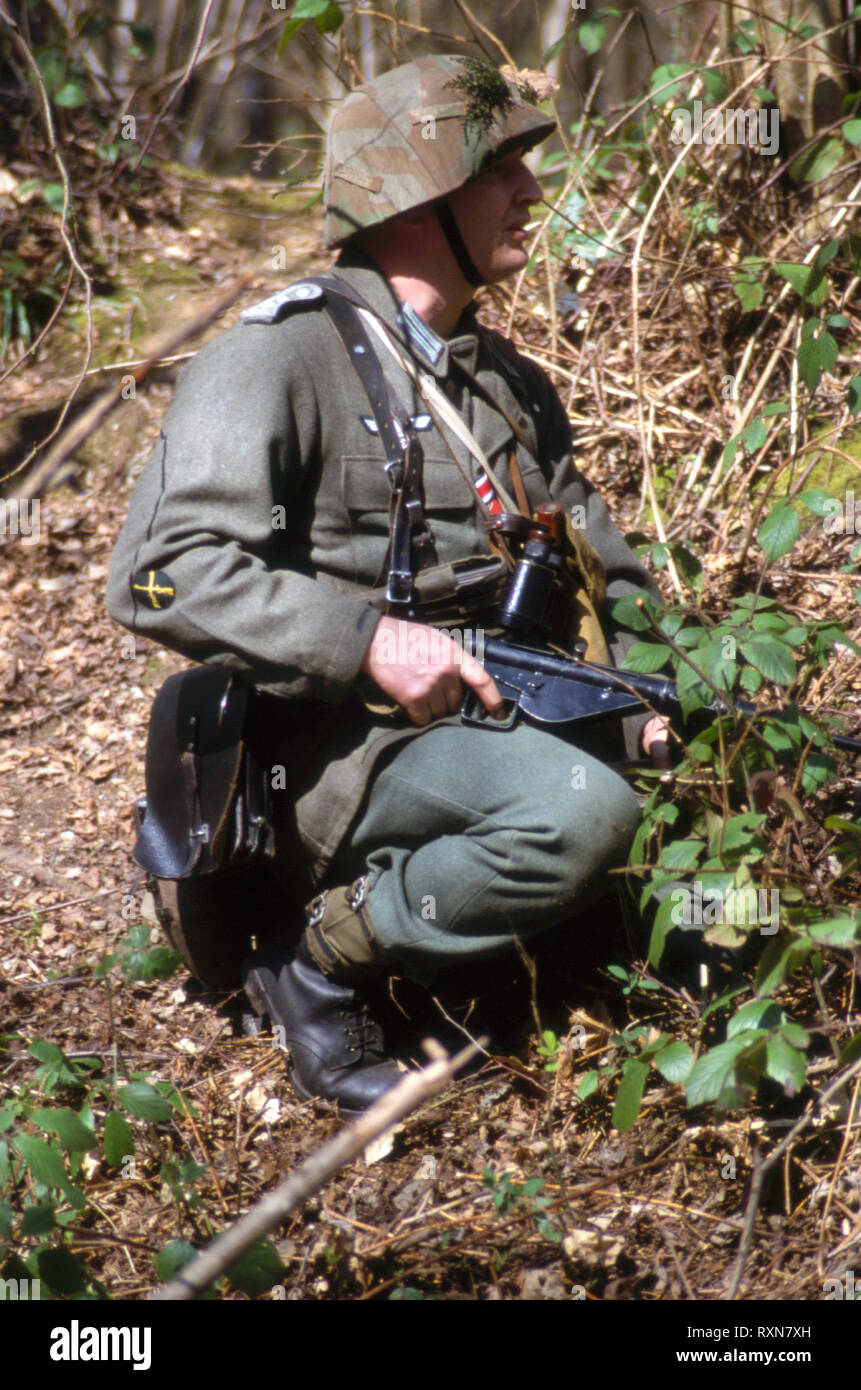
xmin=313 ymin=2 xmax=344 ymax=32
xmin=790 ymin=136 xmax=845 ymax=183
xmin=154 ymin=1239 xmax=199 ymax=1282
xmin=28 ymin=1040 xmax=80 ymax=1092
xmin=710 ymin=812 xmax=766 ymax=858
xmin=622 ymin=641 xmax=673 ymax=674
xmin=611 ymin=1059 xmax=649 ymax=1132
xmin=721 ymin=435 xmax=740 ymax=473
xmin=577 ymin=1070 xmax=599 ymax=1101
xmin=654 ymin=1040 xmax=694 ymax=1084
xmin=739 ymin=635 xmax=796 ymax=685
xmin=20 ymin=1204 xmax=57 ymax=1236
xmin=577 ymin=18 xmax=606 ymax=54
xmin=610 ymin=591 xmax=654 ymax=632
xmin=37 ymin=1246 xmax=87 ymax=1295
xmin=10 ymin=1134 xmax=68 ymax=1188
xmin=765 ymin=1035 xmax=807 ymax=1095
xmin=807 ymin=917 xmax=859 ymax=949
xmin=800 ymin=488 xmax=837 ymax=516
xmin=773 ymin=263 xmax=810 ymax=295
xmin=118 ymin=1081 xmax=172 ymax=1123
xmin=774 ymin=262 xmax=829 ymax=305
xmin=661 ymin=837 xmax=705 ymax=871
xmin=797 ymin=340 xmax=822 ymax=390
xmin=686 ymin=1032 xmax=768 ymax=1108
xmin=755 ymin=936 xmax=812 ymax=995
xmin=727 ymin=999 xmax=783 ymax=1037
xmin=756 ymin=503 xmax=799 ymax=562
xmin=743 ymin=417 xmax=767 ymax=452
xmin=103 ymin=1111 xmax=135 ymax=1167
xmin=812 ymin=239 xmax=841 ymax=272
xmin=701 ymin=69 xmax=727 ymax=102
xmin=31 ymin=1109 xmax=97 ymax=1153
xmin=734 ymin=277 xmax=764 ymax=312
xmin=650 ymin=63 xmax=690 ymax=106
xmin=227 ymin=1238 xmax=287 ymax=1298
xmin=277 ymin=17 xmax=305 ymax=48
xmin=53 ymin=81 xmax=88 ymax=108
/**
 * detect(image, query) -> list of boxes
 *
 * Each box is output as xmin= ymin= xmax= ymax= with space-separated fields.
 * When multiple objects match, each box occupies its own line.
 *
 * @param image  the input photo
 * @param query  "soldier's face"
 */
xmin=447 ymin=151 xmax=542 ymax=284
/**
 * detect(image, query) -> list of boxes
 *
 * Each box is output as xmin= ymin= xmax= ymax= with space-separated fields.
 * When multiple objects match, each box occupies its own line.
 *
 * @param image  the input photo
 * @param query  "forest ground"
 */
xmin=1 ymin=173 xmax=859 ymax=1304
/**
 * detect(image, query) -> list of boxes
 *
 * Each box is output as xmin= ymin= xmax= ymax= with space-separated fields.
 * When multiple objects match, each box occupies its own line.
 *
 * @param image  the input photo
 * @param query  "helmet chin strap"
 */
xmin=435 ymin=199 xmax=485 ymax=288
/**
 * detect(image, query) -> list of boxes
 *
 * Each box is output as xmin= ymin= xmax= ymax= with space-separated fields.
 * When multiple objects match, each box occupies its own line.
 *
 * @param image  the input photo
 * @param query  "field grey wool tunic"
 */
xmin=106 ymin=248 xmax=658 ymax=892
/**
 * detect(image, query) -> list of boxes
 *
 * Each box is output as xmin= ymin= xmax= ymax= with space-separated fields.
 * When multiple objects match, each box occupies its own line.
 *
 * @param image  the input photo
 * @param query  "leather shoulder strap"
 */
xmin=320 ymin=283 xmax=439 ymax=611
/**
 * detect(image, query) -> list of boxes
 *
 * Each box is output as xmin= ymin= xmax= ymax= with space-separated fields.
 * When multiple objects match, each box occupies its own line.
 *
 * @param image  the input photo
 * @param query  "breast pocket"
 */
xmin=342 ymin=455 xmax=475 ymax=514
xmin=341 ymin=454 xmax=479 ymax=582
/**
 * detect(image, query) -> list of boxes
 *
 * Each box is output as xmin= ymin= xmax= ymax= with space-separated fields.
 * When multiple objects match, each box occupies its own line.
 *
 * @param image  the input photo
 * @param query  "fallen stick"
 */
xmin=149 ymin=1037 xmax=484 ymax=1301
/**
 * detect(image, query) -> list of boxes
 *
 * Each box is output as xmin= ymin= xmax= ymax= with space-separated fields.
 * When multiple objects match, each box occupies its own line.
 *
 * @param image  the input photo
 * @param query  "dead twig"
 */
xmin=149 ymin=1038 xmax=485 ymax=1300
xmin=725 ymin=1055 xmax=861 ymax=1299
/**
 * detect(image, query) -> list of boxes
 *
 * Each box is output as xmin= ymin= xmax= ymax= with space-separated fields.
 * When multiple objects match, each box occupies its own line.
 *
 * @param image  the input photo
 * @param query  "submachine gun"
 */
xmin=458 ymin=502 xmax=861 ymax=759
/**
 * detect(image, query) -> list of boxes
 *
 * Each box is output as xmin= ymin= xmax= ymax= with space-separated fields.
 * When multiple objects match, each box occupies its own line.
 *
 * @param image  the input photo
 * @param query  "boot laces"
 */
xmin=339 ymin=996 xmax=384 ymax=1056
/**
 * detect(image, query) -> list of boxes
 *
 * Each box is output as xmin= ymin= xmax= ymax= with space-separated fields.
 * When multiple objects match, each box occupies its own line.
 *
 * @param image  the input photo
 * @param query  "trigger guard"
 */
xmin=460 ymin=692 xmax=519 ymax=729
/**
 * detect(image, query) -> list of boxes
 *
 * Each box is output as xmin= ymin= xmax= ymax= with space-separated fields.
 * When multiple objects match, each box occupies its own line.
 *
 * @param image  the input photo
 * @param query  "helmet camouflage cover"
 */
xmin=323 ymin=53 xmax=557 ymax=249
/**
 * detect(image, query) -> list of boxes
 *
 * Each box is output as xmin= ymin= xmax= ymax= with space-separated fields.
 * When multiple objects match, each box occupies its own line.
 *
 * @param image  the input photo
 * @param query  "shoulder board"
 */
xmin=240 ymin=281 xmax=325 ymax=325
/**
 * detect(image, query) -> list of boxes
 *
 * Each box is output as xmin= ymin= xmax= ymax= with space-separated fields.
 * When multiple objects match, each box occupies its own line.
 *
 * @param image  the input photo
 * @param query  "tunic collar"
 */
xmin=331 ymin=248 xmax=481 ymax=378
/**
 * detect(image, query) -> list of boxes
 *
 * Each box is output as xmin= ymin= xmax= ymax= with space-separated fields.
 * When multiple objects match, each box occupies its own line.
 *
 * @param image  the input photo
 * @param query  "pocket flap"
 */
xmin=342 ymin=456 xmax=475 ymax=512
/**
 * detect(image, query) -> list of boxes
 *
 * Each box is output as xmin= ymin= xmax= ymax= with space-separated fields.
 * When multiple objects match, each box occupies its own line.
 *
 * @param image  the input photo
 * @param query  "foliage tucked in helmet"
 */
xmin=322 ymin=53 xmax=557 ymax=249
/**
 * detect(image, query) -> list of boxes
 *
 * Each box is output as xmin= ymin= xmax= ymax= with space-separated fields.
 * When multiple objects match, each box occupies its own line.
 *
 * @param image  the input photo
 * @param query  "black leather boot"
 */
xmin=242 ymin=881 xmax=403 ymax=1115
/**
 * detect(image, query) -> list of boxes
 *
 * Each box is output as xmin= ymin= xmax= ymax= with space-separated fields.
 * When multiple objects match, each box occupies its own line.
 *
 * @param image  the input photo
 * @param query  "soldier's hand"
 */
xmin=642 ymin=715 xmax=672 ymax=770
xmin=361 ymin=617 xmax=505 ymax=727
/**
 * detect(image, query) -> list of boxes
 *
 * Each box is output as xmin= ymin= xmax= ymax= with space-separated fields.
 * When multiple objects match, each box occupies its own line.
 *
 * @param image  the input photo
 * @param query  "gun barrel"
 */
xmin=476 ymin=636 xmax=861 ymax=756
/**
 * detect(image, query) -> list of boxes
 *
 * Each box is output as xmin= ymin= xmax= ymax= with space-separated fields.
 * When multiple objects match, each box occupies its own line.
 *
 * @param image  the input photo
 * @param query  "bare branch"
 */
xmin=150 ymin=1039 xmax=485 ymax=1301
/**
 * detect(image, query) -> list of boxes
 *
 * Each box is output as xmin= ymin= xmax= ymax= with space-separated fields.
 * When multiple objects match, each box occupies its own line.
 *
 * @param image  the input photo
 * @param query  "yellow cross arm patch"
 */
xmin=131 ymin=568 xmax=175 ymax=611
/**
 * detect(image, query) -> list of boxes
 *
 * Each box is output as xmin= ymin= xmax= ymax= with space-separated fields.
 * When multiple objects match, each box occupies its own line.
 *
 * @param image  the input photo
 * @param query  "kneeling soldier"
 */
xmin=107 ymin=54 xmax=666 ymax=1114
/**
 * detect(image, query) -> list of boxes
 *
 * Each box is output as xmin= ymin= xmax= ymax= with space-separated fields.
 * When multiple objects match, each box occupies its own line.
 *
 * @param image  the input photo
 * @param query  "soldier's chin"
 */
xmin=489 ymin=247 xmax=529 ymax=283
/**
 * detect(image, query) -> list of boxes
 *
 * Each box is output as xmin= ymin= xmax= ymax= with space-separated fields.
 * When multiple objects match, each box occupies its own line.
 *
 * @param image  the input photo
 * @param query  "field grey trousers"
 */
xmin=327 ymin=719 xmax=642 ymax=983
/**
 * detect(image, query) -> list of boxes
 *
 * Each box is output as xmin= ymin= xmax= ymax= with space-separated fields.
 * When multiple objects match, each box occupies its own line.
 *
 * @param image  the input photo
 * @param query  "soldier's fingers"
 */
xmin=439 ymin=672 xmax=464 ymax=713
xmin=425 ymin=687 xmax=450 ymax=721
xmin=459 ymin=655 xmax=504 ymax=715
xmin=649 ymin=740 xmax=672 ymax=771
xmin=406 ymin=698 xmax=432 ymax=727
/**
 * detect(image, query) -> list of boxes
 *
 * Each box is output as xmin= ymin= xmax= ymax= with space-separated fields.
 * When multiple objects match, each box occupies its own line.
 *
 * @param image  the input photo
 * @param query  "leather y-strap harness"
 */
xmin=319 ymin=281 xmax=438 ymax=615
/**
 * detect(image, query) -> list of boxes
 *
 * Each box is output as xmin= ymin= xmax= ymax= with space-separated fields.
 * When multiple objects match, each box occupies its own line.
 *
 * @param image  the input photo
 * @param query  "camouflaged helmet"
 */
xmin=323 ymin=53 xmax=557 ymax=249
